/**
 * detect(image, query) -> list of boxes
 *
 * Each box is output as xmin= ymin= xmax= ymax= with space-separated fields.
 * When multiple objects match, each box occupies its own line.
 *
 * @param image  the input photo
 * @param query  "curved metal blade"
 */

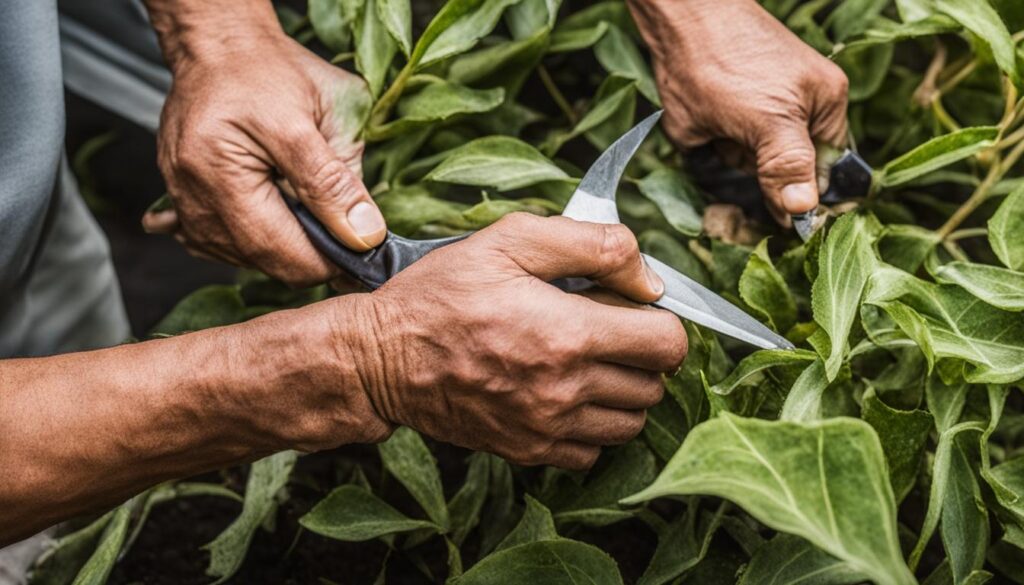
xmin=644 ymin=255 xmax=795 ymax=350
xmin=562 ymin=110 xmax=663 ymax=225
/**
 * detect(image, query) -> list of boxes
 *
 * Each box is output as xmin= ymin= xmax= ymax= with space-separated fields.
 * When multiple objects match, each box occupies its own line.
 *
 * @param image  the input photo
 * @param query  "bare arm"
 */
xmin=0 ymin=296 xmax=388 ymax=544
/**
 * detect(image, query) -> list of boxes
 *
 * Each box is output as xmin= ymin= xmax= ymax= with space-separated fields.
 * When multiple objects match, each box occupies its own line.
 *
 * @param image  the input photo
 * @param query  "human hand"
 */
xmin=143 ymin=9 xmax=383 ymax=285
xmin=628 ymin=0 xmax=849 ymax=224
xmin=344 ymin=214 xmax=688 ymax=470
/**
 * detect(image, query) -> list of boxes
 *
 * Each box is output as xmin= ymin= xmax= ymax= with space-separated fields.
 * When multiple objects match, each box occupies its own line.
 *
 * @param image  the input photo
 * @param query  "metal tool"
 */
xmin=791 ymin=149 xmax=873 ymax=241
xmin=287 ymin=111 xmax=794 ymax=350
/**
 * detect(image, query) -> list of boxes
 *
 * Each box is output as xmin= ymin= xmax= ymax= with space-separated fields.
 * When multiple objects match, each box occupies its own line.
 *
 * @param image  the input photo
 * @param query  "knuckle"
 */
xmin=494 ymin=212 xmax=537 ymax=235
xmin=662 ymin=316 xmax=689 ymax=369
xmin=757 ymin=145 xmax=815 ymax=180
xmin=597 ymin=224 xmax=640 ymax=271
xmin=304 ymin=158 xmax=361 ymax=205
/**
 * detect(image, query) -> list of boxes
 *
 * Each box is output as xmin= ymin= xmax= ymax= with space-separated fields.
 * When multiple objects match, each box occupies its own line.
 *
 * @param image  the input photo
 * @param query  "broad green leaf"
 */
xmin=308 ymin=0 xmax=356 ymax=53
xmin=355 ymin=0 xmax=398 ymax=97
xmin=878 ymin=127 xmax=999 ymax=187
xmin=636 ymin=168 xmax=704 ymax=238
xmin=942 ymin=437 xmax=989 ymax=584
xmin=151 ymin=285 xmax=254 ymax=336
xmin=988 ymin=184 xmax=1024 ymax=270
xmin=71 ymin=505 xmax=131 ymax=585
xmin=553 ymin=1 xmax=635 ymax=35
xmin=711 ymin=240 xmax=753 ymax=295
xmin=452 ymin=539 xmax=623 ymax=585
xmin=551 ymin=442 xmax=657 ymax=527
xmin=987 ymin=456 xmax=1024 ymax=546
xmin=205 ymin=451 xmax=297 ymax=583
xmin=543 ymin=77 xmax=637 ymax=155
xmin=375 ymin=186 xmax=467 ymax=236
xmin=376 ymin=0 xmax=411 ymax=56
xmin=865 ymin=265 xmax=1024 ymax=383
xmin=739 ymin=239 xmax=797 ymax=333
xmin=623 ymin=414 xmax=914 ymax=585
xmin=838 ymin=14 xmax=961 ymax=52
xmin=494 ymin=495 xmax=559 ymax=552
xmin=936 ymin=0 xmax=1020 ymax=85
xmin=836 ymin=42 xmax=894 ymax=102
xmin=637 ymin=502 xmax=726 ymax=585
xmin=425 ymin=136 xmax=571 ymax=191
xmin=506 ymin=0 xmax=560 ymax=38
xmin=929 ymin=260 xmax=1024 ymax=311
xmin=638 ymin=230 xmax=711 ymax=287
xmin=416 ymin=0 xmax=523 ymax=68
xmin=299 ymin=485 xmax=438 ymax=541
xmin=738 ymin=534 xmax=868 ymax=585
xmin=448 ymin=452 xmax=492 ymax=546
xmin=897 ymin=0 xmax=937 ymax=21
xmin=709 ymin=349 xmax=817 ymax=396
xmin=479 ymin=456 xmax=517 ymax=554
xmin=447 ymin=29 xmax=550 ymax=95
xmin=594 ymin=25 xmax=661 ymax=106
xmin=828 ymin=0 xmax=891 ymax=41
xmin=378 ymin=427 xmax=450 ymax=530
xmin=862 ymin=388 xmax=934 ymax=503
xmin=583 ymin=75 xmax=639 ymax=151
xmin=876 ymin=224 xmax=940 ymax=272
xmin=779 ymin=358 xmax=830 ymax=422
xmin=370 ymin=78 xmax=504 ymax=140
xmin=811 ymin=213 xmax=878 ymax=380
xmin=548 ymin=21 xmax=608 ymax=53
xmin=926 ymin=374 xmax=968 ymax=433
xmin=30 ymin=512 xmax=114 ymax=585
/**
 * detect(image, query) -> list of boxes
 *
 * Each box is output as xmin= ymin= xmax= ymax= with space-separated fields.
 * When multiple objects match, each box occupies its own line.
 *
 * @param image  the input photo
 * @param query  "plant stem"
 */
xmin=931 ymin=98 xmax=960 ymax=133
xmin=938 ymin=136 xmax=1024 ymax=238
xmin=947 ymin=227 xmax=989 ymax=241
xmin=538 ymin=65 xmax=578 ymax=125
xmin=370 ymin=63 xmax=414 ymax=127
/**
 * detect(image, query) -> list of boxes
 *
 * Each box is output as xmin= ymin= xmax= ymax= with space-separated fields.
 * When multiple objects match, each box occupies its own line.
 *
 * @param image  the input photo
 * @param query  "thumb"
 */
xmin=754 ymin=122 xmax=819 ymax=216
xmin=272 ymin=124 xmax=386 ymax=252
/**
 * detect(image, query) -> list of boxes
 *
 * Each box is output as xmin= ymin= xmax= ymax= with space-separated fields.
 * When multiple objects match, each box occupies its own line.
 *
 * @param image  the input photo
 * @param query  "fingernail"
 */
xmin=644 ymin=259 xmax=664 ymax=297
xmin=781 ymin=183 xmax=817 ymax=213
xmin=347 ymin=201 xmax=386 ymax=244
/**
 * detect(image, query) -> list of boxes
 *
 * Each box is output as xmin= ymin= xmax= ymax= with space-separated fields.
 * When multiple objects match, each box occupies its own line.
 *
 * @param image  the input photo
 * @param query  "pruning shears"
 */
xmin=287 ymin=111 xmax=865 ymax=351
xmin=790 ymin=145 xmax=873 ymax=241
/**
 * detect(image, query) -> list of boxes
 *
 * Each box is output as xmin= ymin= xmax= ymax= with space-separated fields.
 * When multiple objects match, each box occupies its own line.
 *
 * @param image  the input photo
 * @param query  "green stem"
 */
xmin=538 ymin=65 xmax=578 ymax=125
xmin=947 ymin=227 xmax=989 ymax=241
xmin=370 ymin=63 xmax=415 ymax=127
xmin=938 ymin=137 xmax=1024 ymax=238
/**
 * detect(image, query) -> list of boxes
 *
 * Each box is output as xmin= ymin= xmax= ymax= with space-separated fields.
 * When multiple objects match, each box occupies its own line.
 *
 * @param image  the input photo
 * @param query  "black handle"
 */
xmin=285 ymin=197 xmax=468 ymax=289
xmin=820 ymin=150 xmax=872 ymax=204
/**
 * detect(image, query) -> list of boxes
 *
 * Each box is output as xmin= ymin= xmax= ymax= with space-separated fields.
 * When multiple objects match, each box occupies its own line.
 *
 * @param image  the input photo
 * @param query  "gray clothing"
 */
xmin=1 ymin=1 xmax=130 ymax=582
xmin=0 ymin=0 xmax=129 ymax=358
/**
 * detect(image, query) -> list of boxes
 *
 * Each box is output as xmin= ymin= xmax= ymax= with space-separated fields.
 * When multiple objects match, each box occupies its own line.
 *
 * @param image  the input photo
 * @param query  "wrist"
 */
xmin=144 ymin=0 xmax=284 ymax=73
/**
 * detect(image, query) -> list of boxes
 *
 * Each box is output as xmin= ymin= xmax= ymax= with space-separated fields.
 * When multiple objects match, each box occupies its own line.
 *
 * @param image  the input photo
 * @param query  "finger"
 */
xmin=575 ymin=297 xmax=688 ymax=371
xmin=561 ymin=405 xmax=647 ymax=445
xmin=270 ymin=121 xmax=385 ymax=252
xmin=576 ymin=363 xmax=664 ymax=410
xmin=174 ymin=233 xmax=245 ymax=266
xmin=490 ymin=213 xmax=663 ymax=303
xmin=142 ymin=209 xmax=179 ymax=234
xmin=541 ymin=441 xmax=601 ymax=471
xmin=754 ymin=122 xmax=820 ymax=216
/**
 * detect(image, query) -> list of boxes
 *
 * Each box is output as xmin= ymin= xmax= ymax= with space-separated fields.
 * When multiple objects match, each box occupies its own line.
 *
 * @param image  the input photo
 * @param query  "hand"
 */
xmin=628 ymin=0 xmax=849 ymax=224
xmin=346 ymin=214 xmax=688 ymax=470
xmin=143 ymin=15 xmax=384 ymax=285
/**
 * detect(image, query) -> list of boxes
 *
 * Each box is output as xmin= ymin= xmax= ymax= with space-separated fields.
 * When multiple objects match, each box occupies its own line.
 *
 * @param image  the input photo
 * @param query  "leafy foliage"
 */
xmin=41 ymin=0 xmax=1024 ymax=583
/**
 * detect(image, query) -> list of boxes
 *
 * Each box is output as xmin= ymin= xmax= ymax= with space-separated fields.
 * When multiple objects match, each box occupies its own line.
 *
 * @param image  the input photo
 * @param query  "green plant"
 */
xmin=35 ymin=0 xmax=1024 ymax=583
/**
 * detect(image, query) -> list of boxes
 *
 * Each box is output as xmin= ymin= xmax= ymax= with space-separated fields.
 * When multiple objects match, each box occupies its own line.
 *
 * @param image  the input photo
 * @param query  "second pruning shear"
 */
xmin=287 ymin=112 xmax=813 ymax=350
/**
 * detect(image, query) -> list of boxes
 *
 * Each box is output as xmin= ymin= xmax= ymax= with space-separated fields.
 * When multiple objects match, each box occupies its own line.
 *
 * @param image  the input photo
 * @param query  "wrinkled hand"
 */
xmin=143 ymin=26 xmax=384 ymax=285
xmin=348 ymin=214 xmax=688 ymax=470
xmin=629 ymin=0 xmax=849 ymax=224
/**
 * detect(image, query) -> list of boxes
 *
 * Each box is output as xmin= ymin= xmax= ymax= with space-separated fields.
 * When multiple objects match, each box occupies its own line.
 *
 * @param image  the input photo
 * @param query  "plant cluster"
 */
xmin=34 ymin=0 xmax=1024 ymax=584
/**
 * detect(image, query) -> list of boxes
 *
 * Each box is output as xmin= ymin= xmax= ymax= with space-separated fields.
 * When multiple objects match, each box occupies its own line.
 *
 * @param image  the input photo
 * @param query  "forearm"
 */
xmin=144 ymin=0 xmax=282 ymax=70
xmin=626 ymin=0 xmax=767 ymax=62
xmin=0 ymin=296 xmax=386 ymax=544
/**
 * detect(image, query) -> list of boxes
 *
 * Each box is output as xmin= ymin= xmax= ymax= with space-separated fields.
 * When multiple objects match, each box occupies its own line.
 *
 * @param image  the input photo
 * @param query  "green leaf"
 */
xmin=942 ymin=436 xmax=989 ymax=584
xmin=638 ymin=230 xmax=711 ymax=287
xmin=878 ymin=127 xmax=999 ymax=187
xmin=636 ymin=168 xmax=704 ymax=238
xmin=811 ymin=214 xmax=878 ymax=380
xmin=551 ymin=442 xmax=657 ymax=526
xmin=929 ymin=260 xmax=1024 ymax=311
xmin=829 ymin=0 xmax=891 ymax=41
xmin=30 ymin=512 xmax=115 ymax=585
xmin=495 ymin=495 xmax=559 ymax=552
xmin=876 ymin=224 xmax=941 ymax=273
xmin=378 ymin=427 xmax=450 ymax=530
xmin=205 ymin=451 xmax=297 ymax=583
xmin=987 ymin=456 xmax=1024 ymax=545
xmin=299 ymin=485 xmax=439 ymax=541
xmin=779 ymin=358 xmax=830 ymax=422
xmin=740 ymin=239 xmax=798 ymax=333
xmin=838 ymin=14 xmax=961 ymax=52
xmin=549 ymin=21 xmax=608 ymax=53
xmin=448 ymin=452 xmax=492 ymax=546
xmin=936 ymin=0 xmax=1020 ymax=85
xmin=447 ymin=29 xmax=550 ymax=95
xmin=376 ymin=186 xmax=467 ymax=236
xmin=71 ymin=505 xmax=131 ymax=585
xmin=415 ymin=0 xmax=523 ymax=68
xmin=594 ymin=25 xmax=661 ymax=106
xmin=637 ymin=502 xmax=726 ymax=585
xmin=376 ymin=0 xmax=411 ymax=56
xmin=150 ymin=285 xmax=253 ymax=336
xmin=623 ymin=414 xmax=915 ymax=585
xmin=370 ymin=78 xmax=505 ymax=140
xmin=506 ymin=0 xmax=560 ymax=38
xmin=738 ymin=534 xmax=868 ymax=585
xmin=425 ymin=136 xmax=571 ymax=191
xmin=355 ymin=0 xmax=398 ymax=97
xmin=865 ymin=265 xmax=1024 ymax=383
xmin=452 ymin=539 xmax=623 ymax=585
xmin=836 ymin=42 xmax=894 ymax=102
xmin=543 ymin=76 xmax=637 ymax=155
xmin=709 ymin=349 xmax=817 ymax=396
xmin=862 ymin=388 xmax=934 ymax=504
xmin=988 ymin=184 xmax=1024 ymax=270
xmin=309 ymin=0 xmax=357 ymax=53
